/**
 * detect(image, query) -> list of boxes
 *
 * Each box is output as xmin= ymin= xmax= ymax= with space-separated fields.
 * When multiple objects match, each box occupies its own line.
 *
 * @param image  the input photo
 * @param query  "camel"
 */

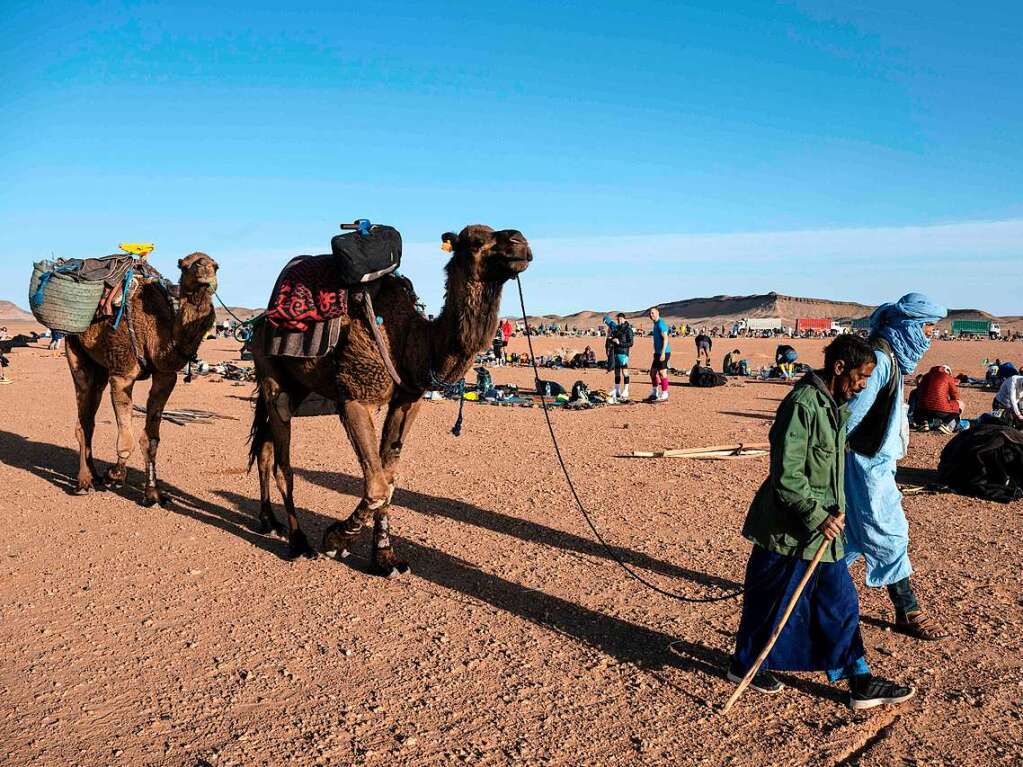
xmin=248 ymin=225 xmax=532 ymax=573
xmin=66 ymin=253 xmax=219 ymax=505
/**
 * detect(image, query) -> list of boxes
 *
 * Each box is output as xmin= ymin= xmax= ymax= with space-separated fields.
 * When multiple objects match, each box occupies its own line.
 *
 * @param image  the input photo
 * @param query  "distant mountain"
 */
xmin=0 ymin=301 xmax=33 ymax=321
xmin=518 ymin=292 xmax=1020 ymax=332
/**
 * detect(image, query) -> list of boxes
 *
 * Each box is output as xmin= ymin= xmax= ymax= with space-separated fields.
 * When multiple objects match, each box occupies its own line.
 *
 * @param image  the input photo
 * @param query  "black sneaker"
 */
xmin=727 ymin=661 xmax=784 ymax=694
xmin=849 ymin=674 xmax=916 ymax=710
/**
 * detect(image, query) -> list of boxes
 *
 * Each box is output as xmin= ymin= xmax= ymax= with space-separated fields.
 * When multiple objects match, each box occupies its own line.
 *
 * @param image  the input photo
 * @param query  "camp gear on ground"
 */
xmin=569 ymin=380 xmax=590 ymax=402
xmin=689 ymin=364 xmax=727 ymax=387
xmin=743 ymin=371 xmax=848 ymax=562
xmin=937 ymin=423 xmax=1023 ymax=503
xmin=868 ymin=292 xmax=947 ymax=375
xmin=330 ymin=223 xmax=401 ymax=284
xmin=536 ymin=379 xmax=566 ymax=398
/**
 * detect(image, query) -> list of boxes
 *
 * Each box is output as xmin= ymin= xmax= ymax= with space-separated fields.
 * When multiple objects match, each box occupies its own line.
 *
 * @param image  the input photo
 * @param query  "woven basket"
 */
xmin=29 ymin=261 xmax=105 ymax=334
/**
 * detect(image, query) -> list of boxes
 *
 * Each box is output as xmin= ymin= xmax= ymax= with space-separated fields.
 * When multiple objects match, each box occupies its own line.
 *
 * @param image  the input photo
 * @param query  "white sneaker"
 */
xmin=658 ymin=390 xmax=669 ymax=401
xmin=621 ymin=387 xmax=629 ymax=400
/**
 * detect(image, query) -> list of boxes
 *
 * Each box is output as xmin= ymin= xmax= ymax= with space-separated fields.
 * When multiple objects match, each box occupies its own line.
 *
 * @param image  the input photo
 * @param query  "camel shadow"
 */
xmin=0 ymin=428 xmax=844 ymax=704
xmin=0 ymin=428 xmax=291 ymax=559
xmin=295 ymin=467 xmax=742 ymax=593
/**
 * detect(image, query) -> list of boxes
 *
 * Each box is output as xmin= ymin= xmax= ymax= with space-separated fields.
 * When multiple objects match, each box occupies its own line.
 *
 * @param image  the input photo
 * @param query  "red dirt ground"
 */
xmin=1 ymin=325 xmax=1021 ymax=766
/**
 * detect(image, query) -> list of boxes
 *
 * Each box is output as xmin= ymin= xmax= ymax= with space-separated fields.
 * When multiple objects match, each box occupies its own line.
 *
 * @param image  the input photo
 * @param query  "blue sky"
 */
xmin=2 ymin=1 xmax=1021 ymax=316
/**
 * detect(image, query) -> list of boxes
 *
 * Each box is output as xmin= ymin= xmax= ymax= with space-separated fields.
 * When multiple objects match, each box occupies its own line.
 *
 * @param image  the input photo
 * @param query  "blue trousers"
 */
xmin=733 ymin=545 xmax=868 ymax=681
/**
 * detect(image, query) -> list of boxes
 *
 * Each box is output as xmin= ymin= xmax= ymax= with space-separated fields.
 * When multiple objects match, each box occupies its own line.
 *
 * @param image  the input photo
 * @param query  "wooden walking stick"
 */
xmin=720 ymin=515 xmax=842 ymax=714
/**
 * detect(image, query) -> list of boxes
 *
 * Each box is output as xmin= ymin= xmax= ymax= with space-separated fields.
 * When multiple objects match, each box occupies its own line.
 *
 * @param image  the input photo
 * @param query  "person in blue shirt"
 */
xmin=647 ymin=307 xmax=671 ymax=402
xmin=844 ymin=293 xmax=948 ymax=641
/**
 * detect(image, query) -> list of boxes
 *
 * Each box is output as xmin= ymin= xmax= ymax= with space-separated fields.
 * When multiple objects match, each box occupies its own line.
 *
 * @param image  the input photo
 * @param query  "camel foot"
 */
xmin=285 ymin=529 xmax=315 ymax=560
xmin=141 ymin=488 xmax=168 ymax=508
xmin=102 ymin=467 xmax=127 ymax=489
xmin=371 ymin=549 xmax=411 ymax=579
xmin=321 ymin=523 xmax=361 ymax=562
xmin=257 ymin=508 xmax=288 ymax=537
xmin=72 ymin=483 xmax=94 ymax=495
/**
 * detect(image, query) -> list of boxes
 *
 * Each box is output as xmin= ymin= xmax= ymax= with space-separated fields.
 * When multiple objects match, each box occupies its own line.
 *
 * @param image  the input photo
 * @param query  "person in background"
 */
xmin=723 ymin=348 xmax=742 ymax=376
xmin=993 ymin=374 xmax=1023 ymax=429
xmin=911 ymin=365 xmax=963 ymax=433
xmin=730 ymin=334 xmax=915 ymax=710
xmin=501 ymin=318 xmax=513 ymax=347
xmin=647 ymin=308 xmax=671 ymax=402
xmin=47 ymin=330 xmax=65 ymax=352
xmin=0 ymin=327 xmax=11 ymax=384
xmin=695 ymin=331 xmax=712 ymax=367
xmin=776 ymin=344 xmax=799 ymax=379
xmin=491 ymin=328 xmax=505 ymax=366
xmin=605 ymin=312 xmax=634 ymax=401
xmin=844 ymin=293 xmax=948 ymax=641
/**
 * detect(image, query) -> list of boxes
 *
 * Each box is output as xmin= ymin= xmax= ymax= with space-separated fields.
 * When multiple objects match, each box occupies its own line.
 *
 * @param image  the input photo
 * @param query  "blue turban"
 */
xmin=869 ymin=292 xmax=947 ymax=374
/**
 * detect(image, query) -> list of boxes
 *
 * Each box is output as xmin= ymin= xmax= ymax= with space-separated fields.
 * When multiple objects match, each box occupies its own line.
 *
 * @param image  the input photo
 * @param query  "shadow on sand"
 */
xmin=0 ymin=428 xmax=845 ymax=704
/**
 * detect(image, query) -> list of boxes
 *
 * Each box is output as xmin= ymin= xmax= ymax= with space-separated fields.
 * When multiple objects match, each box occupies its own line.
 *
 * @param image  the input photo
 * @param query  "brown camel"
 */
xmin=248 ymin=225 xmax=532 ymax=573
xmin=66 ymin=253 xmax=219 ymax=505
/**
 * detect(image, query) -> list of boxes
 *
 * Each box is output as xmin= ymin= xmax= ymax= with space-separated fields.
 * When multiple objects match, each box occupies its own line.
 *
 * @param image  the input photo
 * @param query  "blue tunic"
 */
xmin=843 ymin=349 xmax=913 ymax=588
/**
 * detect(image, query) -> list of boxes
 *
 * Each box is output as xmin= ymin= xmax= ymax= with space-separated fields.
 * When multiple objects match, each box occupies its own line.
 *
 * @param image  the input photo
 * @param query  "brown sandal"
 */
xmin=896 ymin=610 xmax=948 ymax=641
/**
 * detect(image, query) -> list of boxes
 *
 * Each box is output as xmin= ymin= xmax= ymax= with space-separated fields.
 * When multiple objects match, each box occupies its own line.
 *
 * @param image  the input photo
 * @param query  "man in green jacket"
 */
xmin=729 ymin=334 xmax=916 ymax=710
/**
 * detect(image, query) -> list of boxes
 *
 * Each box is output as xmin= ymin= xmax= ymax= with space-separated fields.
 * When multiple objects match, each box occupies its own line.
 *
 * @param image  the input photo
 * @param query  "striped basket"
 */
xmin=29 ymin=260 xmax=105 ymax=334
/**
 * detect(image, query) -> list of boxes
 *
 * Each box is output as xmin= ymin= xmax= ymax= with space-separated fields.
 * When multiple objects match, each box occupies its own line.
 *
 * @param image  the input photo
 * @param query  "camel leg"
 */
xmin=104 ymin=374 xmax=136 ymax=488
xmin=371 ymin=398 xmax=421 ymax=577
xmin=66 ymin=337 xmax=108 ymax=494
xmin=255 ymin=439 xmax=287 ymax=537
xmin=139 ymin=372 xmax=176 ymax=508
xmin=322 ymin=399 xmax=398 ymax=572
xmin=265 ymin=385 xmax=314 ymax=559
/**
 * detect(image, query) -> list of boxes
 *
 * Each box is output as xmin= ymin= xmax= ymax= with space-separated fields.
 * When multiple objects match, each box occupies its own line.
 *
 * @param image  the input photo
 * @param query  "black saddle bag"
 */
xmin=330 ymin=225 xmax=402 ymax=285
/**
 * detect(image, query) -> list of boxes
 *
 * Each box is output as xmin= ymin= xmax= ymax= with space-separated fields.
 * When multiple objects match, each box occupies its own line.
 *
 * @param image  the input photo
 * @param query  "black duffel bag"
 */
xmin=937 ymin=423 xmax=1023 ymax=503
xmin=330 ymin=224 xmax=402 ymax=285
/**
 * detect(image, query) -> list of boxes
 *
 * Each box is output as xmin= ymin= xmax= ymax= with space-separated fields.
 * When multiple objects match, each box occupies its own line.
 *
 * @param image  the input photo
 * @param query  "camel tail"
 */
xmin=248 ymin=391 xmax=270 ymax=472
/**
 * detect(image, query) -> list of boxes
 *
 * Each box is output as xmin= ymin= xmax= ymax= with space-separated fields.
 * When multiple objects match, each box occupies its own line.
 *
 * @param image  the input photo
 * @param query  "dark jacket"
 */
xmin=742 ymin=371 xmax=848 ymax=562
xmin=611 ymin=322 xmax=634 ymax=353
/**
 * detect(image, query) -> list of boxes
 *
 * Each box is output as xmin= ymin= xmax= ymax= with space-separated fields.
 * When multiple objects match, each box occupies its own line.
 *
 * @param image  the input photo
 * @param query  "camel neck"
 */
xmin=158 ymin=290 xmax=213 ymax=369
xmin=430 ymin=276 xmax=502 ymax=381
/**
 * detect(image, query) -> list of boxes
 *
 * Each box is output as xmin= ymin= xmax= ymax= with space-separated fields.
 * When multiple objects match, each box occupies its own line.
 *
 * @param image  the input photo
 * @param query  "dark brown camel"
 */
xmin=66 ymin=253 xmax=219 ymax=505
xmin=248 ymin=225 xmax=532 ymax=573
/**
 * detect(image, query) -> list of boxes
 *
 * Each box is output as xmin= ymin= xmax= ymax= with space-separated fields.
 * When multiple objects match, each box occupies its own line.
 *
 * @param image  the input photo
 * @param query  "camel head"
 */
xmin=441 ymin=225 xmax=532 ymax=284
xmin=177 ymin=252 xmax=219 ymax=299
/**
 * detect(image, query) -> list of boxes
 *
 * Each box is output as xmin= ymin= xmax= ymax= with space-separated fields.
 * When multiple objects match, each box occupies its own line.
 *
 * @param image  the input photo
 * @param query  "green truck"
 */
xmin=951 ymin=319 xmax=1000 ymax=338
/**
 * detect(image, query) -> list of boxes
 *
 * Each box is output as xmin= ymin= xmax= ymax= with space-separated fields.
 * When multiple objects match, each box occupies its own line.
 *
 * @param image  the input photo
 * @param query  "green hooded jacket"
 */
xmin=742 ymin=370 xmax=849 ymax=562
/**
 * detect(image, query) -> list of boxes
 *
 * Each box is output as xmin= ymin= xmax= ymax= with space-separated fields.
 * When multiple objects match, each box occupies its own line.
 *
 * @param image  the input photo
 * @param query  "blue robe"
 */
xmin=844 ymin=349 xmax=913 ymax=587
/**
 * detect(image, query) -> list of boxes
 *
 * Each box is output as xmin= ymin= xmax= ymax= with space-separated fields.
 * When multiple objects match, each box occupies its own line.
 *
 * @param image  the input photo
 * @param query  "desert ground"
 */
xmin=1 ymin=324 xmax=1021 ymax=766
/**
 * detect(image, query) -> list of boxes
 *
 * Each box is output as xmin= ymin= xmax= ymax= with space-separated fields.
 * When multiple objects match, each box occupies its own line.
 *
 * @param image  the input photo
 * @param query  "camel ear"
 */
xmin=178 ymin=259 xmax=185 ymax=270
xmin=440 ymin=232 xmax=457 ymax=252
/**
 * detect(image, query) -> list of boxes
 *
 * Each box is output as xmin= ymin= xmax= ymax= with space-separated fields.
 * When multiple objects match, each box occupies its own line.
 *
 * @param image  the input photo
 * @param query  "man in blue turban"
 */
xmin=844 ymin=293 xmax=948 ymax=641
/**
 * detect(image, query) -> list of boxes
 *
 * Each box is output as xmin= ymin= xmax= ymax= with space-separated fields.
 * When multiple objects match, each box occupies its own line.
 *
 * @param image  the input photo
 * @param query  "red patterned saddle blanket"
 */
xmin=265 ymin=255 xmax=348 ymax=332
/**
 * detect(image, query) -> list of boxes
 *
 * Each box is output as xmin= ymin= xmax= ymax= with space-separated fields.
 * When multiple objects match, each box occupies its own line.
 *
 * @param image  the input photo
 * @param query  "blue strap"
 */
xmin=31 ymin=272 xmax=53 ymax=307
xmin=112 ymin=266 xmax=134 ymax=329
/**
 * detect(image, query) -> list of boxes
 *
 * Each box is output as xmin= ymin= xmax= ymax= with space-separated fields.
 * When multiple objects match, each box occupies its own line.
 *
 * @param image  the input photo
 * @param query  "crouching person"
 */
xmin=728 ymin=334 xmax=916 ymax=710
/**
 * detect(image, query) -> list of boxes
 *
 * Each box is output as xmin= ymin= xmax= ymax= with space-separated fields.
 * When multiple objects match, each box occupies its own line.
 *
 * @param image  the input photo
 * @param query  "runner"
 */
xmin=647 ymin=308 xmax=671 ymax=402
xmin=605 ymin=313 xmax=634 ymax=401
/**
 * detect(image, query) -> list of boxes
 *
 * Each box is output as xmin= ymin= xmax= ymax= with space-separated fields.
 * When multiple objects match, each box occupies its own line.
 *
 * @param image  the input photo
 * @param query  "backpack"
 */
xmin=938 ymin=424 xmax=1023 ymax=503
xmin=570 ymin=380 xmax=590 ymax=402
xmin=689 ymin=364 xmax=727 ymax=387
xmin=330 ymin=223 xmax=402 ymax=285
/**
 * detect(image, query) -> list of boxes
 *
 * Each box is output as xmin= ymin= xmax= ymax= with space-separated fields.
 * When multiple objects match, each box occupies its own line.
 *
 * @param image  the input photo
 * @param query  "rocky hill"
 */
xmin=522 ymin=292 xmax=1020 ymax=333
xmin=0 ymin=301 xmax=34 ymax=321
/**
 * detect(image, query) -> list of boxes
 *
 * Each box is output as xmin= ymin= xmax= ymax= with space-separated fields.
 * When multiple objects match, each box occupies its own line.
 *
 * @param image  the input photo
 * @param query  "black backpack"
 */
xmin=689 ymin=364 xmax=727 ymax=387
xmin=330 ymin=224 xmax=402 ymax=285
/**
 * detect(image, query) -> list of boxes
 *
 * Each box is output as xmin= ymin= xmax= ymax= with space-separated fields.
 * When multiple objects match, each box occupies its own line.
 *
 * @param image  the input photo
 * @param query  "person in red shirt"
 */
xmin=911 ymin=365 xmax=963 ymax=433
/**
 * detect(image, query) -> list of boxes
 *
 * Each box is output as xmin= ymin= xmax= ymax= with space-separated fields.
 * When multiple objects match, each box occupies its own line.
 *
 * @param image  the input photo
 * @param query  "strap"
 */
xmin=360 ymin=289 xmax=403 ymax=388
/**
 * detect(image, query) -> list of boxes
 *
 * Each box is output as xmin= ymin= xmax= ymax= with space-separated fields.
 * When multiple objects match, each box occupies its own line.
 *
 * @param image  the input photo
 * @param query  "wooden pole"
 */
xmin=719 ymin=521 xmax=840 ymax=714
